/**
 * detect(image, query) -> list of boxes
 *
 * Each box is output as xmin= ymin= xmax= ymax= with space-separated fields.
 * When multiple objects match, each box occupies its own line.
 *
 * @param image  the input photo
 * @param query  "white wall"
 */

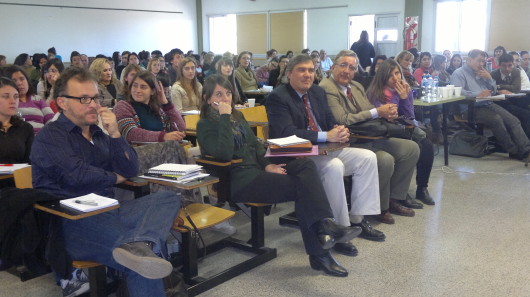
xmin=0 ymin=0 xmax=198 ymax=62
xmin=201 ymin=0 xmax=405 ymax=56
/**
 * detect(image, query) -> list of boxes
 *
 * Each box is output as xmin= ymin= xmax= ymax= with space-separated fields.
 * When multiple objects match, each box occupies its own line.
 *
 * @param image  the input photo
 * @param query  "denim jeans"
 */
xmin=62 ymin=191 xmax=181 ymax=297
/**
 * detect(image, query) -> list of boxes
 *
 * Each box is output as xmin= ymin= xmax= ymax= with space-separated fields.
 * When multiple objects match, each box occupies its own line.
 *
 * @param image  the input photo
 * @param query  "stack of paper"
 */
xmin=145 ymin=164 xmax=203 ymax=181
xmin=60 ymin=193 xmax=119 ymax=212
xmin=0 ymin=163 xmax=30 ymax=174
xmin=268 ymin=135 xmax=310 ymax=147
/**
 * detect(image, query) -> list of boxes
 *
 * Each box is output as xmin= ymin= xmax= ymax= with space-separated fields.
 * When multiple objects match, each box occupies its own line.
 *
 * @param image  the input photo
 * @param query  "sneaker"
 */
xmin=211 ymin=220 xmax=237 ymax=235
xmin=72 ymin=268 xmax=89 ymax=282
xmin=112 ymin=242 xmax=173 ymax=279
xmin=61 ymin=278 xmax=89 ymax=297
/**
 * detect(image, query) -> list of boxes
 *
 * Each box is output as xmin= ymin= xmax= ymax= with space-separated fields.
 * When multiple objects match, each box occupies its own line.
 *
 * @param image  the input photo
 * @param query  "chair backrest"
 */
xmin=13 ymin=166 xmax=33 ymax=189
xmin=240 ymin=106 xmax=269 ymax=140
xmin=184 ymin=114 xmax=201 ymax=131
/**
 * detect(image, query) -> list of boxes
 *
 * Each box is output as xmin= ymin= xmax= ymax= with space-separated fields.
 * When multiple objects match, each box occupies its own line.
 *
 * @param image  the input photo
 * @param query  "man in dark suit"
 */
xmin=266 ymin=55 xmax=384 ymax=261
xmin=491 ymin=53 xmax=530 ymax=139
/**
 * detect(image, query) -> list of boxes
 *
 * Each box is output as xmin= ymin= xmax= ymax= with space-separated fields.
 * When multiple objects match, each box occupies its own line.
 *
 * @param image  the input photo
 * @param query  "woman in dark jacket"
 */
xmin=196 ymin=74 xmax=361 ymax=277
xmin=350 ymin=31 xmax=376 ymax=69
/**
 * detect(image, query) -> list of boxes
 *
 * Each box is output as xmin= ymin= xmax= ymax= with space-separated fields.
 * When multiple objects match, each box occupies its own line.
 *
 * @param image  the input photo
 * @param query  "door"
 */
xmin=374 ymin=14 xmax=399 ymax=58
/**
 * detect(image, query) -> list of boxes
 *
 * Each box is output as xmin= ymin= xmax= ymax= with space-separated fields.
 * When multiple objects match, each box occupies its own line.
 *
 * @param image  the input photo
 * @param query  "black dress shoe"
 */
xmin=401 ymin=194 xmax=424 ymax=209
xmin=352 ymin=220 xmax=386 ymax=242
xmin=315 ymin=218 xmax=362 ymax=249
xmin=333 ymin=242 xmax=358 ymax=256
xmin=309 ymin=252 xmax=348 ymax=277
xmin=416 ymin=187 xmax=435 ymax=205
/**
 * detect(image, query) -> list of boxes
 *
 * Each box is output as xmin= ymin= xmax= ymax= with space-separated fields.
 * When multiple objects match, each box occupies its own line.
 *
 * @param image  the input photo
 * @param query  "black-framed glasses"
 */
xmin=61 ymin=95 xmax=101 ymax=104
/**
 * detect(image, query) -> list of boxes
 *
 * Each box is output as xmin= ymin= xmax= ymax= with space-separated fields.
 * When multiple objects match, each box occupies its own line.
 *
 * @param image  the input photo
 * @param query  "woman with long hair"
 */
xmin=311 ymin=53 xmax=324 ymax=84
xmin=367 ymin=59 xmax=436 ymax=206
xmin=171 ymin=57 xmax=203 ymax=111
xmin=268 ymin=55 xmax=289 ymax=88
xmin=446 ymin=54 xmax=463 ymax=75
xmin=216 ymin=57 xmax=247 ymax=105
xmin=89 ymin=58 xmax=123 ymax=107
xmin=413 ymin=52 xmax=433 ymax=84
xmin=196 ymin=74 xmax=360 ymax=277
xmin=114 ymin=70 xmax=185 ymax=143
xmin=395 ymin=50 xmax=418 ymax=87
xmin=487 ymin=45 xmax=506 ymax=70
xmin=0 ymin=77 xmax=34 ymax=188
xmin=4 ymin=65 xmax=54 ymax=133
xmin=118 ymin=64 xmax=142 ymax=101
xmin=234 ymin=51 xmax=258 ymax=91
xmin=37 ymin=58 xmax=65 ymax=108
xmin=431 ymin=55 xmax=451 ymax=86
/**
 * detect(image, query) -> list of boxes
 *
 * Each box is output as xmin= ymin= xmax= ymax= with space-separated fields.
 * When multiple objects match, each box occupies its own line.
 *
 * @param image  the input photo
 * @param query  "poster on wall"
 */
xmin=404 ymin=16 xmax=419 ymax=50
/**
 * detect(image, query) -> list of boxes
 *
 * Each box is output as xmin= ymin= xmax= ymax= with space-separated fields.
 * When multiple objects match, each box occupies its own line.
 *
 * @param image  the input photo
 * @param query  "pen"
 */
xmin=213 ymin=102 xmax=219 ymax=106
xmin=75 ymin=200 xmax=98 ymax=206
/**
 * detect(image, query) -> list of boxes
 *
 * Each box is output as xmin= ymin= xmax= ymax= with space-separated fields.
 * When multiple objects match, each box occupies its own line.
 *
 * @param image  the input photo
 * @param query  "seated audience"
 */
xmin=216 ymin=57 xmax=247 ymax=104
xmin=30 ymin=67 xmax=181 ymax=296
xmin=115 ymin=50 xmax=130 ymax=78
xmin=167 ymin=48 xmax=184 ymax=85
xmin=490 ymin=54 xmax=530 ymax=138
xmin=396 ymin=50 xmax=418 ymax=87
xmin=89 ymin=58 xmax=123 ymax=107
xmin=266 ymin=48 xmax=278 ymax=61
xmin=14 ymin=53 xmax=35 ymax=77
xmin=0 ymin=76 xmax=34 ymax=163
xmin=4 ymin=65 xmax=54 ymax=133
xmin=520 ymin=51 xmax=530 ymax=78
xmin=115 ymin=71 xmax=185 ymax=143
xmin=235 ymin=51 xmax=258 ymax=91
xmin=451 ymin=49 xmax=530 ymax=161
xmin=267 ymin=54 xmax=385 ymax=256
xmin=118 ymin=63 xmax=142 ymax=101
xmin=413 ymin=52 xmax=433 ymax=84
xmin=367 ymin=59 xmax=435 ymax=205
xmin=431 ymin=55 xmax=451 ymax=86
xmin=80 ymin=54 xmax=89 ymax=69
xmin=320 ymin=50 xmax=422 ymax=221
xmin=446 ymin=53 xmax=463 ymax=75
xmin=311 ymin=53 xmax=324 ymax=84
xmin=319 ymin=49 xmax=333 ymax=72
xmin=268 ymin=55 xmax=289 ymax=88
xmin=37 ymin=58 xmax=64 ymax=112
xmin=147 ymin=58 xmax=160 ymax=77
xmin=171 ymin=57 xmax=203 ymax=112
xmin=0 ymin=55 xmax=7 ymax=66
xmin=69 ymin=51 xmax=84 ymax=68
xmin=286 ymin=50 xmax=294 ymax=59
xmin=197 ymin=74 xmax=361 ymax=277
xmin=29 ymin=54 xmax=47 ymax=89
xmin=367 ymin=55 xmax=387 ymax=77
xmin=509 ymin=51 xmax=530 ymax=89
xmin=443 ymin=50 xmax=452 ymax=62
xmin=255 ymin=58 xmax=278 ymax=85
xmin=0 ymin=77 xmax=34 ymax=188
xmin=487 ymin=45 xmax=506 ymax=70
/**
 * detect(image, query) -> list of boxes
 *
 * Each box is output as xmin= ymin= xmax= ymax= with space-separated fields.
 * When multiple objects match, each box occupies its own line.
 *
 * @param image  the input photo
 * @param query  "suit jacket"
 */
xmin=319 ymin=77 xmax=375 ymax=126
xmin=266 ymin=83 xmax=336 ymax=143
xmin=491 ymin=68 xmax=521 ymax=93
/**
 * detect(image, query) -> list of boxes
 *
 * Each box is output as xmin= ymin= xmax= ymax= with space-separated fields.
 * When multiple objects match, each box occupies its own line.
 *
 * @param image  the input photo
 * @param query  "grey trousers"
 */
xmin=352 ymin=137 xmax=419 ymax=211
xmin=475 ymin=103 xmax=530 ymax=155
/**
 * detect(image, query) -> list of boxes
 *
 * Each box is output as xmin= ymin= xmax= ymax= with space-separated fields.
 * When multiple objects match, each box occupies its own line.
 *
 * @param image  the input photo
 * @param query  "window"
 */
xmin=209 ymin=15 xmax=237 ymax=54
xmin=434 ymin=0 xmax=488 ymax=53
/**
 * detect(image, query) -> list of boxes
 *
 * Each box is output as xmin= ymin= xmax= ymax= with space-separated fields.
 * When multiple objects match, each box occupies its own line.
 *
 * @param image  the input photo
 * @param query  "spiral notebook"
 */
xmin=148 ymin=164 xmax=202 ymax=175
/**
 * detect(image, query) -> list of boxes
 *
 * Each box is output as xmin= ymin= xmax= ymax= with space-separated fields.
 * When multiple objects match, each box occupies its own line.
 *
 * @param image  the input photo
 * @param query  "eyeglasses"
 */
xmin=61 ymin=95 xmax=101 ymax=104
xmin=337 ymin=63 xmax=357 ymax=71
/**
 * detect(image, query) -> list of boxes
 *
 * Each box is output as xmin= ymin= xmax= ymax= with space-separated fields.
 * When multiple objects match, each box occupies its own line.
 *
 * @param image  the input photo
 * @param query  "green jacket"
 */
xmin=197 ymin=112 xmax=270 ymax=195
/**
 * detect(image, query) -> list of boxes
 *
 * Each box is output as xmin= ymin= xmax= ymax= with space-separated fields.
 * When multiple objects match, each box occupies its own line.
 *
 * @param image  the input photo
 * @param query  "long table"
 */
xmin=414 ymin=96 xmax=466 ymax=166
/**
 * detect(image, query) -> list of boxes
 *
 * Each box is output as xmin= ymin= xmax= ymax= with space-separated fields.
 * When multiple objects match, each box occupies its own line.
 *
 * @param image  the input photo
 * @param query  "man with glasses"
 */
xmin=320 ymin=50 xmax=422 ymax=220
xmin=30 ymin=67 xmax=181 ymax=296
xmin=490 ymin=53 xmax=530 ymax=139
xmin=267 ymin=55 xmax=384 ymax=274
xmin=451 ymin=49 xmax=530 ymax=162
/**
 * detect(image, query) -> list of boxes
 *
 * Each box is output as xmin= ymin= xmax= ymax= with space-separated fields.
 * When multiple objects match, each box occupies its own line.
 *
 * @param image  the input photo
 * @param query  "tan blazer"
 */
xmin=319 ymin=77 xmax=375 ymax=126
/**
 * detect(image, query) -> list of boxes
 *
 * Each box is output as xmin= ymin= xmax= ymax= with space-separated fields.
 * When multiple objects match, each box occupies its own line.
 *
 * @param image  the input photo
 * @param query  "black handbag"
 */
xmin=348 ymin=118 xmax=409 ymax=138
xmin=449 ymin=131 xmax=488 ymax=158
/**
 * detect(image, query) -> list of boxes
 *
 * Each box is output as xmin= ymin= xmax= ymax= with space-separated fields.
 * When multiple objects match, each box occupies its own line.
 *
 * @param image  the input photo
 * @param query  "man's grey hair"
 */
xmin=333 ymin=50 xmax=358 ymax=66
xmin=285 ymin=54 xmax=314 ymax=74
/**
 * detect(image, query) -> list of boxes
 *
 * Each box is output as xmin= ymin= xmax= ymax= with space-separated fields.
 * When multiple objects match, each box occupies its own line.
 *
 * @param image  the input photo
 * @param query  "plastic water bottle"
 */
xmin=421 ymin=74 xmax=428 ymax=101
xmin=433 ymin=76 xmax=439 ymax=100
xmin=426 ymin=74 xmax=433 ymax=102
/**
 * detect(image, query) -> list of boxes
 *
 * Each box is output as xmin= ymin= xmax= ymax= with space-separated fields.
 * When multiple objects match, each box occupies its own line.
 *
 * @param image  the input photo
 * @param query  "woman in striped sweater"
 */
xmin=113 ymin=71 xmax=185 ymax=143
xmin=4 ymin=65 xmax=54 ymax=134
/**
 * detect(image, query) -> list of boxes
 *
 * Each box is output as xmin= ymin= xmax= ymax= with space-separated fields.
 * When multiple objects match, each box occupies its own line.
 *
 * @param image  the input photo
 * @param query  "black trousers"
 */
xmin=232 ymin=158 xmax=333 ymax=256
xmin=416 ymin=137 xmax=434 ymax=188
xmin=496 ymin=101 xmax=530 ymax=140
